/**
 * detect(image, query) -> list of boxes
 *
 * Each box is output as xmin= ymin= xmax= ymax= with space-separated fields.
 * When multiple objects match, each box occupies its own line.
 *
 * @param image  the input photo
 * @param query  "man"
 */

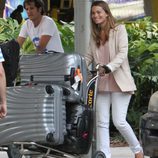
xmin=0 ymin=48 xmax=7 ymax=118
xmin=17 ymin=0 xmax=64 ymax=54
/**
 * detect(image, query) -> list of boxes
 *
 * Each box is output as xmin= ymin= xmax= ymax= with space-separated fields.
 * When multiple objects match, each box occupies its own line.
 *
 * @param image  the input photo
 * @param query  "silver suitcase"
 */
xmin=0 ymin=84 xmax=67 ymax=146
xmin=19 ymin=53 xmax=87 ymax=102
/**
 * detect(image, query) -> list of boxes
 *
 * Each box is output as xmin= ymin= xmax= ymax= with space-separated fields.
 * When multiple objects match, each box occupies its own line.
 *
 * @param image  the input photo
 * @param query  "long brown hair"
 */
xmin=90 ymin=1 xmax=116 ymax=47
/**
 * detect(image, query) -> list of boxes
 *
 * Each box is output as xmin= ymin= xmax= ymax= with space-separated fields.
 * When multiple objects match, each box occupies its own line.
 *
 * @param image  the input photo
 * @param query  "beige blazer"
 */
xmin=85 ymin=24 xmax=136 ymax=92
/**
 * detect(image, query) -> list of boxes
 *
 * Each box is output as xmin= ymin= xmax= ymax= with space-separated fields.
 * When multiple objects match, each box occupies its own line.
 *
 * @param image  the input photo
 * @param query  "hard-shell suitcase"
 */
xmin=0 ymin=84 xmax=67 ymax=146
xmin=19 ymin=53 xmax=87 ymax=102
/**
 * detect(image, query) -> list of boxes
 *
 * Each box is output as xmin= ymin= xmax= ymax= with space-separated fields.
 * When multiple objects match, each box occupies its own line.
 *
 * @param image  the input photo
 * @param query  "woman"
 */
xmin=85 ymin=1 xmax=144 ymax=158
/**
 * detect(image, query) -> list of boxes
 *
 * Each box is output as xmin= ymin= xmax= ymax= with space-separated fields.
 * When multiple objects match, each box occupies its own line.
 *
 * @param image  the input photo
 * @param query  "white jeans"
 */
xmin=96 ymin=92 xmax=142 ymax=158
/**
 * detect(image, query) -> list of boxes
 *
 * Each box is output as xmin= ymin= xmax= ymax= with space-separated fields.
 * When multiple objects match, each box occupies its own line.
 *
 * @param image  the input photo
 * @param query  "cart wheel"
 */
xmin=92 ymin=151 xmax=106 ymax=158
xmin=7 ymin=144 xmax=22 ymax=158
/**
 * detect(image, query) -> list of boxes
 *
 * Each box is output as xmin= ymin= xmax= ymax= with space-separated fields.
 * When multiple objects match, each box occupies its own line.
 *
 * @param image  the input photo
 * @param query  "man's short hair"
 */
xmin=23 ymin=0 xmax=45 ymax=15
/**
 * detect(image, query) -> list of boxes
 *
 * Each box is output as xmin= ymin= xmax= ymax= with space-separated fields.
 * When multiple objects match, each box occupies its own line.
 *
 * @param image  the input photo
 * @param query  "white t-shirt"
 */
xmin=0 ymin=48 xmax=4 ymax=62
xmin=19 ymin=16 xmax=64 ymax=53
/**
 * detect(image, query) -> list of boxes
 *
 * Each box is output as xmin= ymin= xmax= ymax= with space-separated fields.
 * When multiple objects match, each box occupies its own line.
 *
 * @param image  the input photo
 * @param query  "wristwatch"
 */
xmin=102 ymin=65 xmax=111 ymax=73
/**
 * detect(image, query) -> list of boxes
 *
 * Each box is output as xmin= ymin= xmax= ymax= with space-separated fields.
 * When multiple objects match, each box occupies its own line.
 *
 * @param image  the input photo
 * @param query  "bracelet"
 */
xmin=102 ymin=65 xmax=111 ymax=73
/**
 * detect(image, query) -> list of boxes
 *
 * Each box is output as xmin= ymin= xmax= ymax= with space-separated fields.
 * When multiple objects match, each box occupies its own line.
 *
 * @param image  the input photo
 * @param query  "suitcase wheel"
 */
xmin=46 ymin=132 xmax=55 ymax=142
xmin=45 ymin=85 xmax=54 ymax=95
xmin=92 ymin=151 xmax=106 ymax=158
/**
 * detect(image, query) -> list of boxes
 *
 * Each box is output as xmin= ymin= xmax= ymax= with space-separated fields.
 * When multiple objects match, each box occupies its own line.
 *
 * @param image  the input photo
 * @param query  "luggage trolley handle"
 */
xmin=86 ymin=70 xmax=99 ymax=155
xmin=86 ymin=72 xmax=99 ymax=109
xmin=86 ymin=64 xmax=100 ymax=109
xmin=86 ymin=68 xmax=106 ymax=158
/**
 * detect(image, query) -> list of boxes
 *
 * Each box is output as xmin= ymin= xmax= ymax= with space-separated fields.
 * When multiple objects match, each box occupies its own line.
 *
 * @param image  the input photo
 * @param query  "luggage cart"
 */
xmin=5 ymin=72 xmax=105 ymax=158
xmin=86 ymin=71 xmax=106 ymax=158
xmin=0 ymin=54 xmax=105 ymax=158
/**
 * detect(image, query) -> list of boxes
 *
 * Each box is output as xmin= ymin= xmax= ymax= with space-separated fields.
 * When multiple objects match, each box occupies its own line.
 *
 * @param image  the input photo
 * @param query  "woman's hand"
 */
xmin=98 ymin=65 xmax=106 ymax=76
xmin=96 ymin=64 xmax=111 ymax=76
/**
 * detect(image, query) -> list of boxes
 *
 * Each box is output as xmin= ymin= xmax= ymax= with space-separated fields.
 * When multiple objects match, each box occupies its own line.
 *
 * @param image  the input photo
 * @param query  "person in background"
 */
xmin=85 ymin=1 xmax=144 ymax=158
xmin=10 ymin=5 xmax=24 ymax=24
xmin=0 ymin=48 xmax=7 ymax=118
xmin=17 ymin=0 xmax=64 ymax=54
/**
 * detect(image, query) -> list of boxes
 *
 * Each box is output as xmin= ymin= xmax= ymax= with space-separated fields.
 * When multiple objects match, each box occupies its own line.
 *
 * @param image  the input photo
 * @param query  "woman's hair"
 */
xmin=23 ymin=0 xmax=45 ymax=15
xmin=90 ymin=1 xmax=116 ymax=47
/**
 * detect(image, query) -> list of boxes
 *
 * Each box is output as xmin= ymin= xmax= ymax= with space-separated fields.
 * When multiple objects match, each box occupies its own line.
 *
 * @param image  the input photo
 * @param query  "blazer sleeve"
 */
xmin=107 ymin=25 xmax=128 ymax=72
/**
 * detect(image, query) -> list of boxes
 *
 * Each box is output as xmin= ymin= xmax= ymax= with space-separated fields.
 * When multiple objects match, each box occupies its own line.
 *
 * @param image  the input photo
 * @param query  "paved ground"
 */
xmin=0 ymin=147 xmax=150 ymax=158
xmin=111 ymin=147 xmax=149 ymax=158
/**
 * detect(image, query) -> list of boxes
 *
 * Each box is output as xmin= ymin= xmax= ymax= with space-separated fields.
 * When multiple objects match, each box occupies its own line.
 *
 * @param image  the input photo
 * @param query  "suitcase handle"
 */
xmin=45 ymin=85 xmax=54 ymax=95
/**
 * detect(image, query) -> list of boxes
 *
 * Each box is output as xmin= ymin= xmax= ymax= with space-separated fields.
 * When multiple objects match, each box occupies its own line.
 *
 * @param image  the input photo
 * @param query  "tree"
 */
xmin=0 ymin=0 xmax=6 ymax=18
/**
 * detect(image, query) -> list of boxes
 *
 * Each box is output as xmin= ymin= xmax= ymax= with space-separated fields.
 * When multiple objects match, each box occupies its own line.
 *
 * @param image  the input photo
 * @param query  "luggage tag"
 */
xmin=72 ymin=82 xmax=79 ymax=90
xmin=71 ymin=66 xmax=83 ymax=90
xmin=72 ymin=75 xmax=80 ymax=90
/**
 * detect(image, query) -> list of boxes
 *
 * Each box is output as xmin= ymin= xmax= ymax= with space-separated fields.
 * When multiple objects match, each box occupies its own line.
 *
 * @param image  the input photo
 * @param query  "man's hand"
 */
xmin=0 ymin=103 xmax=7 ymax=118
xmin=0 ymin=63 xmax=7 ymax=119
